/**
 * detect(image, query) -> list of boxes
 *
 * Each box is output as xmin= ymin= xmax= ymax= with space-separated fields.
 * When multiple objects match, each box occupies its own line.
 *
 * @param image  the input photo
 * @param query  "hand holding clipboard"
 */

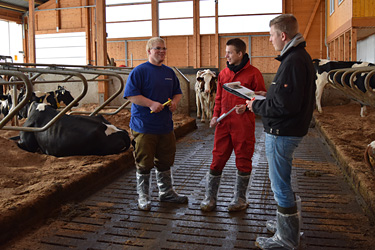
xmin=223 ymin=82 xmax=265 ymax=100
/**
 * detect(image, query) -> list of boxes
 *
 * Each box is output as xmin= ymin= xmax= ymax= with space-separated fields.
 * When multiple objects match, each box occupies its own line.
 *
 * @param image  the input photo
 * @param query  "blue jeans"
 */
xmin=265 ymin=133 xmax=302 ymax=208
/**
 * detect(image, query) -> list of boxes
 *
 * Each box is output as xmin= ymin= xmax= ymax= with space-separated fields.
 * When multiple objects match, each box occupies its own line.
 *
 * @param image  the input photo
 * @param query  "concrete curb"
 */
xmin=314 ymin=116 xmax=375 ymax=222
xmin=0 ymin=117 xmax=197 ymax=245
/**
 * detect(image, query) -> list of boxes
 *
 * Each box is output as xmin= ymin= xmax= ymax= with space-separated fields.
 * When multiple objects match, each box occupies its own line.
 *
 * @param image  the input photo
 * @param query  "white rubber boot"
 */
xmin=200 ymin=173 xmax=221 ymax=212
xmin=156 ymin=169 xmax=188 ymax=204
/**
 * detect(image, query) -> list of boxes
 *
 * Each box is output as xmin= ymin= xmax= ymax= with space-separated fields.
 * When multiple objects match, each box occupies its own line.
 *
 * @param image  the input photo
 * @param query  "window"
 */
xmin=0 ymin=21 xmax=23 ymax=63
xmin=330 ymin=0 xmax=335 ymax=15
xmin=159 ymin=1 xmax=193 ymax=36
xmin=105 ymin=0 xmax=283 ymax=37
xmin=200 ymin=0 xmax=282 ymax=34
xmin=338 ymin=0 xmax=344 ymax=5
xmin=106 ymin=0 xmax=152 ymax=38
xmin=200 ymin=0 xmax=215 ymax=34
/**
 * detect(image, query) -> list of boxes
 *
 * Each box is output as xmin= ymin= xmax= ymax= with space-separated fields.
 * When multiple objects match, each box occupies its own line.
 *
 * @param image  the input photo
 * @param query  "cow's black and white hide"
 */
xmin=195 ymin=69 xmax=217 ymax=123
xmin=0 ymin=93 xmax=11 ymax=119
xmin=18 ymin=85 xmax=77 ymax=119
xmin=312 ymin=59 xmax=375 ymax=116
xmin=18 ymin=102 xmax=131 ymax=157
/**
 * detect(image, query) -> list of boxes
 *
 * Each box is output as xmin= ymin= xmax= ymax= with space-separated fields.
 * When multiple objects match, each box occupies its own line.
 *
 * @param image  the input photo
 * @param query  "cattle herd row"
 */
xmin=0 ymin=67 xmax=131 ymax=157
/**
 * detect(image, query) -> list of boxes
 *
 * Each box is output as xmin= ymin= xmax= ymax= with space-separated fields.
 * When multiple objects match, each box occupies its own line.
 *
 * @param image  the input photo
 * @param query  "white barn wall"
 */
xmin=357 ymin=34 xmax=375 ymax=63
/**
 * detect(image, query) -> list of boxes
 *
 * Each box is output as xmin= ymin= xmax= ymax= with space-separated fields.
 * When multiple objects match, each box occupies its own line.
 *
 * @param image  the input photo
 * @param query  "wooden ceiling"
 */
xmin=0 ymin=0 xmax=48 ymax=14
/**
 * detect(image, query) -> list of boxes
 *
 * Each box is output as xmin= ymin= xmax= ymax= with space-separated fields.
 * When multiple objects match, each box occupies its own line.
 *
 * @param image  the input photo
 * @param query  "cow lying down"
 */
xmin=364 ymin=141 xmax=375 ymax=172
xmin=18 ymin=102 xmax=131 ymax=157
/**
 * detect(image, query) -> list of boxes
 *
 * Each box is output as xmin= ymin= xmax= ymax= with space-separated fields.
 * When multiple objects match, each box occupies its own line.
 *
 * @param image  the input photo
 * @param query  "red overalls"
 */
xmin=210 ymin=62 xmax=266 ymax=173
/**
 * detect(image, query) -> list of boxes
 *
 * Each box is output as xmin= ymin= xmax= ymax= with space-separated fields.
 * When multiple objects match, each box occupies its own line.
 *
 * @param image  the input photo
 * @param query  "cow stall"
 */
xmin=327 ymin=66 xmax=375 ymax=116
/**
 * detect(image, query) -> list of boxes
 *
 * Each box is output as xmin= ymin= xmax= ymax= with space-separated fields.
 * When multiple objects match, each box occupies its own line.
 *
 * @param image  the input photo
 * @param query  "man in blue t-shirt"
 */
xmin=124 ymin=37 xmax=188 ymax=211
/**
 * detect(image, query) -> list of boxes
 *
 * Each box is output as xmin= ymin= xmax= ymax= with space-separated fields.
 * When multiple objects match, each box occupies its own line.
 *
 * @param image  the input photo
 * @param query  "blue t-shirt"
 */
xmin=124 ymin=61 xmax=182 ymax=134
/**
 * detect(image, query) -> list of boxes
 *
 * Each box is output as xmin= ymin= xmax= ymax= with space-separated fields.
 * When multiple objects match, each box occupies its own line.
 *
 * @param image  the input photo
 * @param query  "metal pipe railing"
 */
xmin=0 ymin=70 xmax=33 ymax=129
xmin=0 ymin=62 xmax=132 ymax=116
xmin=328 ymin=66 xmax=375 ymax=107
xmin=0 ymin=67 xmax=88 ymax=132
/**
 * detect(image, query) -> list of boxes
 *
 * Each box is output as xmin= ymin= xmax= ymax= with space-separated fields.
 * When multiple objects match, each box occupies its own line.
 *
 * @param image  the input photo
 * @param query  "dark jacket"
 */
xmin=252 ymin=34 xmax=316 ymax=137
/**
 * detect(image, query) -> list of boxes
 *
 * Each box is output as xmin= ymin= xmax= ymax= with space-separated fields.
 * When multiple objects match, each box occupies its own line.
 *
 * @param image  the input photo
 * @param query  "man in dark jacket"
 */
xmin=246 ymin=14 xmax=316 ymax=249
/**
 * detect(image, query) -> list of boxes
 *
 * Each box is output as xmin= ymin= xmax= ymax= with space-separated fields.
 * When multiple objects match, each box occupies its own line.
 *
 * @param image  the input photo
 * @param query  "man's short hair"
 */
xmin=226 ymin=38 xmax=247 ymax=55
xmin=146 ymin=37 xmax=165 ymax=53
xmin=269 ymin=14 xmax=299 ymax=38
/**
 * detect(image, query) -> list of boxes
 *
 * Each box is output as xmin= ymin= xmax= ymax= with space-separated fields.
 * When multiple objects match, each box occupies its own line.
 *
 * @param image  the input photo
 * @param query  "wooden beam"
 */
xmin=193 ymin=0 xmax=200 ymax=68
xmin=303 ymin=0 xmax=321 ymax=39
xmin=351 ymin=29 xmax=357 ymax=61
xmin=96 ymin=0 xmax=108 ymax=102
xmin=215 ymin=0 xmax=219 ymax=68
xmin=151 ymin=0 xmax=159 ymax=37
xmin=0 ymin=1 xmax=27 ymax=12
xmin=28 ymin=0 xmax=36 ymax=64
xmin=344 ymin=31 xmax=350 ymax=61
xmin=22 ymin=16 xmax=28 ymax=63
xmin=0 ymin=8 xmax=23 ymax=23
xmin=25 ymin=0 xmax=45 ymax=4
xmin=84 ymin=0 xmax=91 ymax=65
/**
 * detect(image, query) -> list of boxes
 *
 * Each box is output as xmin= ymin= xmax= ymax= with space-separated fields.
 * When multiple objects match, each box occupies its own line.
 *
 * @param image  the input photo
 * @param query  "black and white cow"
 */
xmin=0 ymin=93 xmax=11 ymax=119
xmin=312 ymin=59 xmax=375 ymax=116
xmin=18 ymin=86 xmax=77 ymax=119
xmin=195 ymin=69 xmax=217 ymax=123
xmin=18 ymin=102 xmax=131 ymax=157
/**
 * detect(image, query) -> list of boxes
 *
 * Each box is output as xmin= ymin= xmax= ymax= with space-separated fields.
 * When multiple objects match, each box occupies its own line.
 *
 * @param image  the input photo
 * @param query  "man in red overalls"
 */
xmin=201 ymin=38 xmax=266 ymax=212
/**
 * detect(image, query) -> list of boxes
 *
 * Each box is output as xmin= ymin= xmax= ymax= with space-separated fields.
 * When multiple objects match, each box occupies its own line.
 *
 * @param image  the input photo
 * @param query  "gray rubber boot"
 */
xmin=255 ymin=210 xmax=301 ymax=250
xmin=228 ymin=172 xmax=250 ymax=212
xmin=155 ymin=169 xmax=188 ymax=204
xmin=136 ymin=172 xmax=152 ymax=211
xmin=200 ymin=173 xmax=221 ymax=212
xmin=266 ymin=196 xmax=302 ymax=234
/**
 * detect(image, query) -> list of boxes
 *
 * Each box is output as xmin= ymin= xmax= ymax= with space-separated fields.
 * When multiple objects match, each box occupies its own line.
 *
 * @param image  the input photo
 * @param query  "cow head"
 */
xmin=196 ymin=69 xmax=217 ymax=95
xmin=55 ymin=86 xmax=78 ymax=107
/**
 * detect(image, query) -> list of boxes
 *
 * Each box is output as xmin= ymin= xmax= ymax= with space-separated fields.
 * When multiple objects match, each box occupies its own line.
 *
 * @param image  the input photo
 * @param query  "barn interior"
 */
xmin=1 ymin=0 xmax=375 ymax=249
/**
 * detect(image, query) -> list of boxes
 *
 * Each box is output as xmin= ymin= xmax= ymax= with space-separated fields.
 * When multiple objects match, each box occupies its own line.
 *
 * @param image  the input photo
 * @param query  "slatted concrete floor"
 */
xmin=4 ymin=119 xmax=375 ymax=249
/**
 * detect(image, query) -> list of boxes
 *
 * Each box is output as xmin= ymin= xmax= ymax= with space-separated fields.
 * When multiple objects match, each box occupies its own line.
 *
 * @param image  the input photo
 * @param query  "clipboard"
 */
xmin=223 ymin=81 xmax=265 ymax=100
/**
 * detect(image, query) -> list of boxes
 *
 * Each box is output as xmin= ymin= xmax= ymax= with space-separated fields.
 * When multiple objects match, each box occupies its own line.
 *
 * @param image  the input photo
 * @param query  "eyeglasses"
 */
xmin=151 ymin=47 xmax=167 ymax=51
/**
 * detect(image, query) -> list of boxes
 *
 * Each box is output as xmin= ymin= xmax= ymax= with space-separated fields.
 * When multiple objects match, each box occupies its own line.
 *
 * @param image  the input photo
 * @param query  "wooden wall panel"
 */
xmin=164 ymin=36 xmax=190 ymax=68
xmin=187 ymin=36 xmax=195 ymax=67
xmin=353 ymin=0 xmax=375 ymax=17
xmin=285 ymin=0 xmax=327 ymax=60
xmin=251 ymin=57 xmax=280 ymax=74
xmin=200 ymin=35 xmax=217 ymax=67
xmin=36 ymin=9 xmax=56 ymax=30
xmin=108 ymin=41 xmax=126 ymax=66
xmin=127 ymin=40 xmax=148 ymax=68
